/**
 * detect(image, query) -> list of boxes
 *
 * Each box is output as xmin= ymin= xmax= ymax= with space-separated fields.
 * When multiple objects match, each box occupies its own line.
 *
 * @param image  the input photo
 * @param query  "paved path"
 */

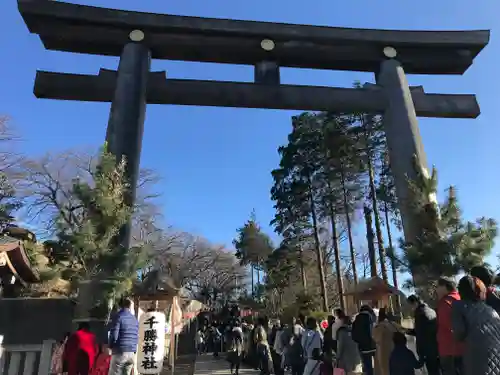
xmin=194 ymin=354 xmax=259 ymax=375
xmin=161 ymin=354 xmax=196 ymax=375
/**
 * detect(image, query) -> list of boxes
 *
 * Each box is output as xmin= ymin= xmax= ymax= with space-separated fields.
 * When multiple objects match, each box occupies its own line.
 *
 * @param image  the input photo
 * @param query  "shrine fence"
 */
xmin=0 ymin=338 xmax=54 ymax=375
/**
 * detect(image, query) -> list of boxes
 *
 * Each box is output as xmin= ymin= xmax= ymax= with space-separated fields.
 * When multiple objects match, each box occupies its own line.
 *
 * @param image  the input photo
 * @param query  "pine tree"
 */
xmin=233 ymin=212 xmax=274 ymax=298
xmin=271 ymin=113 xmax=330 ymax=311
xmin=399 ymin=159 xmax=497 ymax=292
xmin=319 ymin=112 xmax=365 ymax=307
xmin=377 ymin=154 xmax=401 ymax=289
xmin=53 ymin=147 xmax=149 ymax=299
xmin=0 ymin=172 xmax=22 ymax=230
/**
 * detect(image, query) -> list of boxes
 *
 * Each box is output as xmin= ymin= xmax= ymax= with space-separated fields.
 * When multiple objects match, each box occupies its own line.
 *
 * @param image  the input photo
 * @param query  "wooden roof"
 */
xmin=132 ymin=270 xmax=180 ymax=301
xmin=344 ymin=276 xmax=398 ymax=297
xmin=0 ymin=236 xmax=39 ymax=284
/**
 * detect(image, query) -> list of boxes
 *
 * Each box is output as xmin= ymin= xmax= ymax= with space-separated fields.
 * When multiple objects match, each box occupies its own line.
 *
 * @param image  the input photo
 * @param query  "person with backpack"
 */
xmin=336 ymin=315 xmax=362 ymax=375
xmin=227 ymin=322 xmax=245 ymax=375
xmin=352 ymin=305 xmax=377 ymax=375
xmin=301 ymin=317 xmax=323 ymax=375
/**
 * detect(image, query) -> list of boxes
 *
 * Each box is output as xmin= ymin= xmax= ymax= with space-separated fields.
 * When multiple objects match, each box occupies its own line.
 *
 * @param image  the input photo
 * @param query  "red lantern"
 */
xmin=320 ymin=319 xmax=329 ymax=329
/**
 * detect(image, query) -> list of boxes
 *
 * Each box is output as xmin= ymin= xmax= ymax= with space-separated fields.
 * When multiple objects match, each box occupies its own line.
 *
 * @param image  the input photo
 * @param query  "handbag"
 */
xmin=333 ymin=368 xmax=345 ymax=375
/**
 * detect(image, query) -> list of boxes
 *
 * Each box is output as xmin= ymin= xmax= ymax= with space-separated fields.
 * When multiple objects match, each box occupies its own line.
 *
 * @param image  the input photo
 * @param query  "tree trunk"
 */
xmin=384 ymin=202 xmax=398 ymax=290
xmin=308 ymin=185 xmax=329 ymax=312
xmin=384 ymin=201 xmax=401 ymax=314
xmin=251 ymin=265 xmax=254 ymax=297
xmin=368 ymin=161 xmax=388 ymax=282
xmin=340 ymin=166 xmax=358 ymax=287
xmin=330 ymin=212 xmax=345 ymax=310
xmin=364 ymin=205 xmax=378 ymax=278
xmin=299 ymin=245 xmax=308 ymax=291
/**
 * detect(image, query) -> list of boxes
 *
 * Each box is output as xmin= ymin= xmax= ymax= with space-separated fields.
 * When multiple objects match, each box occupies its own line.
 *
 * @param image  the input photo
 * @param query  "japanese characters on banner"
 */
xmin=137 ymin=311 xmax=166 ymax=374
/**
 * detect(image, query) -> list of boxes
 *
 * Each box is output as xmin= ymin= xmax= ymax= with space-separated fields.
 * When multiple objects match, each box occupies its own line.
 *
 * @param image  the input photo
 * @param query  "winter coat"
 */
xmin=336 ymin=325 xmax=362 ymax=373
xmin=255 ymin=325 xmax=268 ymax=344
xmin=91 ymin=352 xmax=111 ymax=375
xmin=108 ymin=309 xmax=139 ymax=354
xmin=373 ymin=319 xmax=404 ymax=375
xmin=407 ymin=302 xmax=439 ymax=359
xmin=389 ymin=345 xmax=421 ymax=375
xmin=63 ymin=329 xmax=98 ymax=375
xmin=452 ymin=300 xmax=500 ymax=375
xmin=486 ymin=287 xmax=500 ymax=314
xmin=352 ymin=311 xmax=376 ymax=353
xmin=437 ymin=291 xmax=465 ymax=357
xmin=227 ymin=329 xmax=244 ymax=365
xmin=323 ymin=324 xmax=335 ymax=354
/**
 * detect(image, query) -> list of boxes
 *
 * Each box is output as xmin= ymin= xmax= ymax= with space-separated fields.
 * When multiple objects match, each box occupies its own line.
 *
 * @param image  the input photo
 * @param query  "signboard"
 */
xmin=137 ymin=311 xmax=166 ymax=374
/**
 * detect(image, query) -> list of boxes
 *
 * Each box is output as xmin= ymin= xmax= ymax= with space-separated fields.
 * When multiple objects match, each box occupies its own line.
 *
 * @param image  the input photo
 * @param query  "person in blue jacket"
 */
xmin=108 ymin=298 xmax=139 ymax=375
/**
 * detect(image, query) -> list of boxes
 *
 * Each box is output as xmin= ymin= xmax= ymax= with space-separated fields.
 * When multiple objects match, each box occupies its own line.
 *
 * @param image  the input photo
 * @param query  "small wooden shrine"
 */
xmin=0 ymin=229 xmax=40 ymax=298
xmin=344 ymin=276 xmax=399 ymax=314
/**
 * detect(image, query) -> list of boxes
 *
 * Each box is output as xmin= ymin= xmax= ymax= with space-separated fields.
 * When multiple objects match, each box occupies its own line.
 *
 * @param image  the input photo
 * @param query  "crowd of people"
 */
xmin=50 ymin=298 xmax=139 ymax=375
xmin=196 ymin=266 xmax=500 ymax=375
xmin=47 ymin=264 xmax=500 ymax=375
xmin=403 ymin=266 xmax=500 ymax=375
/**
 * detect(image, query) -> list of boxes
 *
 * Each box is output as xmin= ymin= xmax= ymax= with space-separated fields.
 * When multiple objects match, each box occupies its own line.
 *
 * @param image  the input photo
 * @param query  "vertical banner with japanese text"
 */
xmin=137 ymin=311 xmax=166 ymax=374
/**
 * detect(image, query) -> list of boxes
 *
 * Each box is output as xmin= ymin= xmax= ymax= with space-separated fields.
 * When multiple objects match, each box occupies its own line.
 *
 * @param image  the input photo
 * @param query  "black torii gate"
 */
xmin=17 ymin=0 xmax=489 ymax=304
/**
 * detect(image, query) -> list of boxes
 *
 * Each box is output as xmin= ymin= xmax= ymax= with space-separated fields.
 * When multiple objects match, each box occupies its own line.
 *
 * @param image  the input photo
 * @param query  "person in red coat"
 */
xmin=63 ymin=322 xmax=98 ymax=375
xmin=436 ymin=277 xmax=464 ymax=375
xmin=92 ymin=344 xmax=111 ymax=375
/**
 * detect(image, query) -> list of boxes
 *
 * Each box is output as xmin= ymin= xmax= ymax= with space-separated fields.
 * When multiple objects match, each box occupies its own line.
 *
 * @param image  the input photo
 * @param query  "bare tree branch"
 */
xmin=15 ymin=148 xmax=162 ymax=239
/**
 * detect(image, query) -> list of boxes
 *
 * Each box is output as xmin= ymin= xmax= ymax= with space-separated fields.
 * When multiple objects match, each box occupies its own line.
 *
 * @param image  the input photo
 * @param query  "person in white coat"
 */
xmin=301 ymin=317 xmax=323 ymax=375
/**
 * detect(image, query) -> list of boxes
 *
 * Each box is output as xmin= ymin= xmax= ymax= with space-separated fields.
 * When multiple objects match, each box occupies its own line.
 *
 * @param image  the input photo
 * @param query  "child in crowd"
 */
xmin=50 ymin=332 xmax=70 ymax=375
xmin=389 ymin=332 xmax=423 ymax=375
xmin=92 ymin=344 xmax=111 ymax=375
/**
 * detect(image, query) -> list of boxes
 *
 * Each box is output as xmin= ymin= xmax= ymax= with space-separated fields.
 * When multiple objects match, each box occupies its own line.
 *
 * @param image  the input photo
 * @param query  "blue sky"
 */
xmin=1 ymin=0 xmax=499 ymax=273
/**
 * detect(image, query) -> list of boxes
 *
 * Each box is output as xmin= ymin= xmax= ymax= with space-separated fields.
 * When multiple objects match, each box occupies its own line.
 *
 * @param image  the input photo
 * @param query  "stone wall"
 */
xmin=0 ymin=298 xmax=75 ymax=345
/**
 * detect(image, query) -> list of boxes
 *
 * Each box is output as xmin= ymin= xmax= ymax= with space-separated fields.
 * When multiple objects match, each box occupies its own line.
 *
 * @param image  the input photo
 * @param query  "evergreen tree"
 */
xmin=271 ymin=113 xmax=330 ymax=311
xmin=317 ymin=113 xmax=366 ymax=308
xmin=0 ymin=172 xmax=21 ymax=230
xmin=398 ymin=159 xmax=497 ymax=292
xmin=377 ymin=154 xmax=401 ymax=289
xmin=52 ymin=147 xmax=149 ymax=298
xmin=233 ymin=212 xmax=274 ymax=297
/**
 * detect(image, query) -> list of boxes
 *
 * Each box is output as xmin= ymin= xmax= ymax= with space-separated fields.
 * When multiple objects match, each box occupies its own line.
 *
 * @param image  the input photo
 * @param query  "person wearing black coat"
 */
xmin=352 ymin=305 xmax=376 ymax=375
xmin=406 ymin=295 xmax=440 ymax=375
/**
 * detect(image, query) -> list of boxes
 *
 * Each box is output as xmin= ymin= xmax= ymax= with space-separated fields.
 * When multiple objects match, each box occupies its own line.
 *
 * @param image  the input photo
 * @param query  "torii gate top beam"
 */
xmin=18 ymin=0 xmax=489 ymax=74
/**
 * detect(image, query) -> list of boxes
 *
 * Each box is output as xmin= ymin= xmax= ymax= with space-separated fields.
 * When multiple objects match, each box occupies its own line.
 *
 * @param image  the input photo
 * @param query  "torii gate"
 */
xmin=17 ymin=1 xmax=489 ymax=290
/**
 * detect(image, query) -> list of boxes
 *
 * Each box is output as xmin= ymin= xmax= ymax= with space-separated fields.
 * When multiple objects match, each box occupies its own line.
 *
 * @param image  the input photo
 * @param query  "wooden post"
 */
xmin=38 ymin=340 xmax=55 ymax=375
xmin=170 ymin=297 xmax=177 ymax=375
xmin=0 ymin=335 xmax=4 ymax=375
xmin=133 ymin=297 xmax=141 ymax=375
xmin=24 ymin=352 xmax=37 ymax=375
